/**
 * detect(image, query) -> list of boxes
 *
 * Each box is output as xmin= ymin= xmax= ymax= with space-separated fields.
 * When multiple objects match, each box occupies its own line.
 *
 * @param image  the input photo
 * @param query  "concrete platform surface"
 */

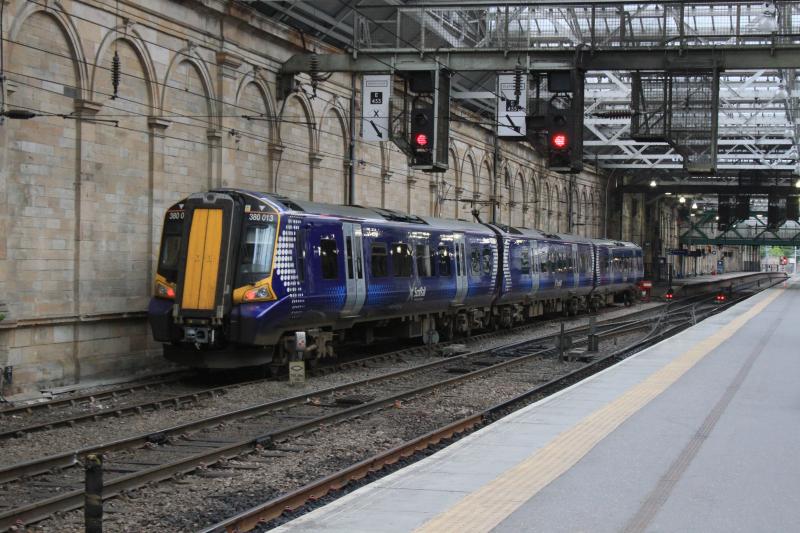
xmin=671 ymin=271 xmax=777 ymax=285
xmin=274 ymin=276 xmax=799 ymax=533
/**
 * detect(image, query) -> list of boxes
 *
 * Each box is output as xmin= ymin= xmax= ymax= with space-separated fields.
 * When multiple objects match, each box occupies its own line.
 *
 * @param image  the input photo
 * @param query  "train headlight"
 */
xmin=245 ymin=287 xmax=270 ymax=301
xmin=234 ymin=281 xmax=276 ymax=304
xmin=154 ymin=278 xmax=176 ymax=300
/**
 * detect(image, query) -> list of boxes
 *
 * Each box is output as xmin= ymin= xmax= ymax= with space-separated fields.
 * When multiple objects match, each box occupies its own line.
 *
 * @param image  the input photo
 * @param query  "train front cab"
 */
xmin=149 ymin=190 xmax=286 ymax=368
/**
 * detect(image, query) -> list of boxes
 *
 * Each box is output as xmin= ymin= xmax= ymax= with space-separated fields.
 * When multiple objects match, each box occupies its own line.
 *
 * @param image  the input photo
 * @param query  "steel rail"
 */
xmin=0 ymin=309 xmax=669 ymax=530
xmin=0 ymin=301 xmax=671 ymax=441
xmin=0 ymin=373 xmax=191 ymax=417
xmin=197 ymin=305 xmax=719 ymax=533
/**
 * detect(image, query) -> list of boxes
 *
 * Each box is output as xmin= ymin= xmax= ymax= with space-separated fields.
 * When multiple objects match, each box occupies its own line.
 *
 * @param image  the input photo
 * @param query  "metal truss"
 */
xmin=681 ymin=212 xmax=800 ymax=246
xmin=258 ymin=1 xmax=800 ymax=174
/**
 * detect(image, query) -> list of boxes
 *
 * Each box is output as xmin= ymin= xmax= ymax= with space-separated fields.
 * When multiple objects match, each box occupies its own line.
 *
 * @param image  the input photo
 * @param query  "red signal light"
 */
xmin=414 ymin=133 xmax=429 ymax=147
xmin=551 ymin=132 xmax=568 ymax=149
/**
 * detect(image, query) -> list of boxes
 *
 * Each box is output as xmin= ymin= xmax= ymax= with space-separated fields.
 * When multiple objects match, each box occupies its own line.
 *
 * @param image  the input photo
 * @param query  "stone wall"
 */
xmin=0 ymin=0 xmax=609 ymax=394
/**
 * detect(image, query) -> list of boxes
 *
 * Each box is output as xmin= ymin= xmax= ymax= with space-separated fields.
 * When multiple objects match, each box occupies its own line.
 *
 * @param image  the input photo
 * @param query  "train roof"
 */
xmin=223 ymin=190 xmax=493 ymax=234
xmin=209 ymin=189 xmax=640 ymax=248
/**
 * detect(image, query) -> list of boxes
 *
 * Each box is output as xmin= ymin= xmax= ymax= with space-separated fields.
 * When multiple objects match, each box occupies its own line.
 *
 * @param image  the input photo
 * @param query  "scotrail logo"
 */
xmin=411 ymin=286 xmax=427 ymax=300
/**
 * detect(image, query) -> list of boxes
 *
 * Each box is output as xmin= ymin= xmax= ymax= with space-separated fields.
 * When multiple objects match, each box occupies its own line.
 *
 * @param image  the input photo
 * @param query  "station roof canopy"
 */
xmin=252 ymin=1 xmax=800 ymax=188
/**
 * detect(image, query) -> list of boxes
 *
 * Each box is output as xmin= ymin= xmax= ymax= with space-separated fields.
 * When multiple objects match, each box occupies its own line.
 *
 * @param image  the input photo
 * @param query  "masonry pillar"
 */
xmin=216 ymin=52 xmax=243 ymax=188
xmin=309 ymin=151 xmax=322 ymax=201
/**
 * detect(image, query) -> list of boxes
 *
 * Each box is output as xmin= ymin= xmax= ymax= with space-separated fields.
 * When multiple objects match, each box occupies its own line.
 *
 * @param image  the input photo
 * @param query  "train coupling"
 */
xmin=183 ymin=326 xmax=215 ymax=348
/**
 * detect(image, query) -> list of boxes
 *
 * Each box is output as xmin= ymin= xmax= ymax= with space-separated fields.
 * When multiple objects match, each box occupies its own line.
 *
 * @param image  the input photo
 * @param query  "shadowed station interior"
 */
xmin=0 ymin=1 xmax=798 ymax=532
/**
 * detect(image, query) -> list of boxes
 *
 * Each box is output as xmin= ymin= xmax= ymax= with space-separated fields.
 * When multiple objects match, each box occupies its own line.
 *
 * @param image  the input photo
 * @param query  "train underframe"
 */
xmin=164 ymin=288 xmax=635 ymax=371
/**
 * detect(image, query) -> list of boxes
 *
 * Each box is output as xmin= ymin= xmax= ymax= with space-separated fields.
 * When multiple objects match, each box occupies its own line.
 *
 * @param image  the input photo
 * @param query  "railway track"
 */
xmin=0 ymin=303 xmax=690 ymax=530
xmin=0 ymin=300 xmax=677 ymax=441
xmin=200 ymin=291 xmax=759 ymax=533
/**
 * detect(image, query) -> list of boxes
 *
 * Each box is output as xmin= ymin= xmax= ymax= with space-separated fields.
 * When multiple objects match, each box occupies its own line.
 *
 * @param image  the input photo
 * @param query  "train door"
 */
xmin=177 ymin=192 xmax=236 ymax=319
xmin=571 ymin=243 xmax=579 ymax=289
xmin=340 ymin=222 xmax=366 ymax=317
xmin=452 ymin=233 xmax=468 ymax=304
xmin=529 ymin=240 xmax=540 ymax=296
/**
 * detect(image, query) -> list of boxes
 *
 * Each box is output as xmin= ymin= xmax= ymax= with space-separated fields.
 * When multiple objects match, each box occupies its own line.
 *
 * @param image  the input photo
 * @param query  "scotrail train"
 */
xmin=148 ymin=189 xmax=643 ymax=369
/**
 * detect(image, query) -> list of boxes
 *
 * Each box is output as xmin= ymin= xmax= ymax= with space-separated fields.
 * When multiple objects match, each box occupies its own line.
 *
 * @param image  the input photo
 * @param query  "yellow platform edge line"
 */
xmin=415 ymin=288 xmax=783 ymax=533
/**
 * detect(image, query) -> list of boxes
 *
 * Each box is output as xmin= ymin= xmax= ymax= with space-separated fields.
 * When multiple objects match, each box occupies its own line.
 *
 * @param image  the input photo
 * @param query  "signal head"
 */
xmin=551 ymin=132 xmax=568 ymax=149
xmin=414 ymin=133 xmax=429 ymax=147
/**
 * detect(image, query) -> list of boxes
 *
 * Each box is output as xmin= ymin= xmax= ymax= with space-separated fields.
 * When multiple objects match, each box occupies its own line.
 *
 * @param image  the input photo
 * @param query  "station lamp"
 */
xmin=691 ymin=201 xmax=698 ymax=209
xmin=679 ymin=196 xmax=686 ymax=204
xmin=649 ymin=179 xmax=657 ymax=187
xmin=795 ymin=178 xmax=800 ymax=189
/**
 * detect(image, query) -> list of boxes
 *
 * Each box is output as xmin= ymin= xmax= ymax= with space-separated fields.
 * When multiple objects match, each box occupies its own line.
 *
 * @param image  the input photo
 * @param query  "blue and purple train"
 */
xmin=148 ymin=188 xmax=643 ymax=368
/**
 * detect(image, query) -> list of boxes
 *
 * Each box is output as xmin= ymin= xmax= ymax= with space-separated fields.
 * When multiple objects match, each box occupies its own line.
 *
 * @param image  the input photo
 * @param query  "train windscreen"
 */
xmin=158 ymin=210 xmax=184 ymax=281
xmin=238 ymin=218 xmax=277 ymax=284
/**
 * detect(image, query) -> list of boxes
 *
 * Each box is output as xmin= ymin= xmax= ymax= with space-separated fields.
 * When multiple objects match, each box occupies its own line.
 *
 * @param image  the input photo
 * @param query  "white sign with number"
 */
xmin=361 ymin=74 xmax=391 ymax=141
xmin=497 ymin=73 xmax=527 ymax=138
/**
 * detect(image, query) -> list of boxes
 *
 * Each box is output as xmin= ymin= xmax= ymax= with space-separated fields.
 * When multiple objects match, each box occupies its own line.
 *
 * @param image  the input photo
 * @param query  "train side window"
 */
xmin=415 ymin=244 xmax=433 ymax=277
xmin=482 ymin=247 xmax=492 ymax=274
xmin=371 ymin=243 xmax=388 ymax=277
xmin=392 ymin=243 xmax=412 ymax=277
xmin=320 ymin=238 xmax=338 ymax=280
xmin=470 ymin=247 xmax=481 ymax=275
xmin=519 ymin=247 xmax=531 ymax=274
xmin=438 ymin=246 xmax=452 ymax=276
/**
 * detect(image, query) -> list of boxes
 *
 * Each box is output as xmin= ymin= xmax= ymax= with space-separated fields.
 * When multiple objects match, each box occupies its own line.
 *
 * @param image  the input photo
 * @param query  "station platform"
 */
xmin=275 ymin=276 xmax=799 ymax=533
xmin=650 ymin=270 xmax=785 ymax=298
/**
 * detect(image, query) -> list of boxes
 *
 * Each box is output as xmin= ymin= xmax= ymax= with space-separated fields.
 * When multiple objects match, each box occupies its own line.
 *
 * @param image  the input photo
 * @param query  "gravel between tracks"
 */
xmin=30 ymin=330 xmax=644 ymax=532
xmin=0 ymin=302 xmax=661 ymax=469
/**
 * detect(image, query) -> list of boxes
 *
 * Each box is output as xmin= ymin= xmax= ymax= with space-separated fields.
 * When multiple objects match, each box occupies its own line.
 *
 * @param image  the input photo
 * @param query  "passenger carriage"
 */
xmin=148 ymin=188 xmax=643 ymax=369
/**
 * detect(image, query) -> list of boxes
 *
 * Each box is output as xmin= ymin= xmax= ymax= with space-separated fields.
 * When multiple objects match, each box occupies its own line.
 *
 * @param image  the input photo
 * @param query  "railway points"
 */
xmin=267 ymin=277 xmax=797 ymax=533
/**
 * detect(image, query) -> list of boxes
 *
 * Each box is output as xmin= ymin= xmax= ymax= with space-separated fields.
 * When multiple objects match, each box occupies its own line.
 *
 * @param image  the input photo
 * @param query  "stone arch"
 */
xmin=162 ymin=57 xmax=213 ymax=195
xmin=316 ymin=100 xmax=349 ymax=204
xmin=9 ymin=2 xmax=88 ymax=100
xmin=438 ymin=146 xmax=459 ymax=219
xmin=5 ymin=8 xmax=85 ymax=319
xmin=581 ymin=189 xmax=590 ymax=237
xmin=499 ymin=165 xmax=513 ymax=225
xmin=231 ymin=79 xmax=273 ymax=190
xmin=234 ymin=71 xmax=278 ymax=140
xmin=277 ymin=92 xmax=317 ymax=200
xmin=87 ymin=35 xmax=154 ymax=312
xmin=527 ymin=170 xmax=539 ymax=229
xmin=511 ymin=171 xmax=525 ymax=227
xmin=553 ymin=184 xmax=562 ymax=233
xmin=461 ymin=150 xmax=478 ymax=219
xmin=90 ymin=27 xmax=157 ymax=108
xmin=544 ymin=181 xmax=553 ymax=232
xmin=161 ymin=48 xmax=216 ymax=126
xmin=477 ymin=156 xmax=493 ymax=222
xmin=560 ymin=184 xmax=569 ymax=233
